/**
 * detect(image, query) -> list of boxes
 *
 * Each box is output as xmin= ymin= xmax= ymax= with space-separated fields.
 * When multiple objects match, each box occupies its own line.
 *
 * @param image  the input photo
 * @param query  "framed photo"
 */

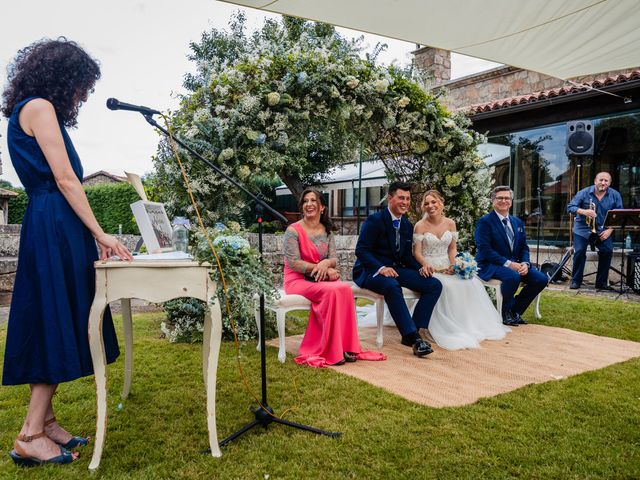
xmin=130 ymin=200 xmax=174 ymax=253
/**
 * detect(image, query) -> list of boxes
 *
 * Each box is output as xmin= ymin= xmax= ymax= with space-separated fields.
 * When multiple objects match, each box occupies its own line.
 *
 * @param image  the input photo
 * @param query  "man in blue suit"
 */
xmin=353 ymin=182 xmax=442 ymax=357
xmin=475 ymin=185 xmax=547 ymax=326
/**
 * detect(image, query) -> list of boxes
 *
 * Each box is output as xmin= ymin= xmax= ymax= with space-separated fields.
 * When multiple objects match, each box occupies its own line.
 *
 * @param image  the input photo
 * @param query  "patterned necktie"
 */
xmin=502 ymin=218 xmax=514 ymax=249
xmin=392 ymin=219 xmax=401 ymax=252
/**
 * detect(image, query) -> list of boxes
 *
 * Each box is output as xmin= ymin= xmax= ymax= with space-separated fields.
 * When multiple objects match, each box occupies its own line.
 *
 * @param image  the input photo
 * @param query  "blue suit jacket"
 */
xmin=353 ymin=209 xmax=421 ymax=286
xmin=475 ymin=211 xmax=530 ymax=281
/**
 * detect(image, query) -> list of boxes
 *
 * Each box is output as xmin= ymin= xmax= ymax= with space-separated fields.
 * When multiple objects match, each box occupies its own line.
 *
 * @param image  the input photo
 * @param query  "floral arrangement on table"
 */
xmin=160 ymin=223 xmax=277 ymax=343
xmin=452 ymin=251 xmax=478 ymax=280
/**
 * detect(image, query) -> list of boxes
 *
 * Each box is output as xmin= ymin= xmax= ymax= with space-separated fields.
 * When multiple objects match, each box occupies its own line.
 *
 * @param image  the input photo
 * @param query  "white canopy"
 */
xmin=219 ymin=0 xmax=640 ymax=80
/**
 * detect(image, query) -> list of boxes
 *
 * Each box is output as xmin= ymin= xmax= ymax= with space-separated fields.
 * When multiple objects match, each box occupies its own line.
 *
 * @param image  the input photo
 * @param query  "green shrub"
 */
xmin=161 ymin=224 xmax=277 ymax=342
xmin=85 ymin=183 xmax=140 ymax=234
xmin=7 ymin=188 xmax=27 ymax=224
xmin=7 ymin=182 xmax=140 ymax=234
xmin=160 ymin=298 xmax=206 ymax=343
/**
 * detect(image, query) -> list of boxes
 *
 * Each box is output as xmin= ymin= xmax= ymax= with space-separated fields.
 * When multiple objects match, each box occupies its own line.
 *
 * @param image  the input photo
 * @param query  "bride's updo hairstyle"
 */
xmin=421 ymin=190 xmax=445 ymax=213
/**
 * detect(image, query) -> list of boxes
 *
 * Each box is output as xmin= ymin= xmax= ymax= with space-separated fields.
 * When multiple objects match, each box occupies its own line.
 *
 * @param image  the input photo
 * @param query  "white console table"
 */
xmin=87 ymin=260 xmax=222 ymax=470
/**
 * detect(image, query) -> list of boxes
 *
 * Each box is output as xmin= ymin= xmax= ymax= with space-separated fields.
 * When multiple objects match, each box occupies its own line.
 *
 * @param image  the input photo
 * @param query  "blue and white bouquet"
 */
xmin=453 ymin=251 xmax=478 ymax=280
xmin=212 ymin=235 xmax=251 ymax=256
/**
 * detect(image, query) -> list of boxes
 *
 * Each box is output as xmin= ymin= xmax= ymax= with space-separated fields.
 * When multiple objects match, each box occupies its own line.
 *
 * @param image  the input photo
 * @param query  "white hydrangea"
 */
xmin=267 ymin=92 xmax=280 ymax=106
xmin=374 ymin=79 xmax=389 ymax=93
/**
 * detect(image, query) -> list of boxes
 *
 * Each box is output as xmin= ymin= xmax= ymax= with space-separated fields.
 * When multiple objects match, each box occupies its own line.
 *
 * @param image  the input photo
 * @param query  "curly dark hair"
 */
xmin=1 ymin=37 xmax=100 ymax=127
xmin=298 ymin=188 xmax=334 ymax=233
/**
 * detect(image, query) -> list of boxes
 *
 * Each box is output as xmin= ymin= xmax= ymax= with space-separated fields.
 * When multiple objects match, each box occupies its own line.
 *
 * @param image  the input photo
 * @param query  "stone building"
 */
xmin=82 ymin=170 xmax=127 ymax=186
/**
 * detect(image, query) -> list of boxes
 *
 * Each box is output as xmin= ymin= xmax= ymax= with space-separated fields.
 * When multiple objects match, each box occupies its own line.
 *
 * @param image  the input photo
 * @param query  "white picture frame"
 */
xmin=130 ymin=200 xmax=174 ymax=253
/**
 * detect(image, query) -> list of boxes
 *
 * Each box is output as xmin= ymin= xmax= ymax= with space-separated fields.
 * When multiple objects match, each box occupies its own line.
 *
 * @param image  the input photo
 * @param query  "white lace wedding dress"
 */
xmin=414 ymin=230 xmax=510 ymax=350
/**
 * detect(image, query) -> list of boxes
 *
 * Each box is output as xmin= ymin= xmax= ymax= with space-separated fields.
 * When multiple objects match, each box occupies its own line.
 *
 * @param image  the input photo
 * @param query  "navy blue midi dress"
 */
xmin=2 ymin=97 xmax=119 ymax=385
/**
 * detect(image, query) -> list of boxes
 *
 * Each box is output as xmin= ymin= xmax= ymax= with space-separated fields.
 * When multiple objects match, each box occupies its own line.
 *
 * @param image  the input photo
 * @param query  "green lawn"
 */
xmin=0 ymin=291 xmax=639 ymax=479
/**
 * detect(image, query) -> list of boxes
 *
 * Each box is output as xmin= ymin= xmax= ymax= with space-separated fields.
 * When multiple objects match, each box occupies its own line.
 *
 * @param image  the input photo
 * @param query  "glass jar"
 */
xmin=172 ymin=216 xmax=190 ymax=253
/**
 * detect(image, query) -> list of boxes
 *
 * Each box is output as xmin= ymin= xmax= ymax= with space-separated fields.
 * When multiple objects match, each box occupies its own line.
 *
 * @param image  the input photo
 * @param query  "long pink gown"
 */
xmin=283 ymin=222 xmax=386 ymax=367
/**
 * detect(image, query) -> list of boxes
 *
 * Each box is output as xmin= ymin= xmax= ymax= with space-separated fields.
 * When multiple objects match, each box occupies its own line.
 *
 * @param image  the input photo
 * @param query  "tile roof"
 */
xmin=467 ymin=70 xmax=640 ymax=115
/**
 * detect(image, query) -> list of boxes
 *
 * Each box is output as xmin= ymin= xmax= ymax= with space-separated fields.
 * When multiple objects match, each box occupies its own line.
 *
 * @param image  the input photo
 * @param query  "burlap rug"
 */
xmin=268 ymin=325 xmax=640 ymax=407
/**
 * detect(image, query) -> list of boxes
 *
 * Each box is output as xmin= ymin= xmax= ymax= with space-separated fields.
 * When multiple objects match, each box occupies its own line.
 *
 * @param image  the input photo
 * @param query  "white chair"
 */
xmin=480 ymin=278 xmax=542 ymax=320
xmin=255 ymin=282 xmax=387 ymax=363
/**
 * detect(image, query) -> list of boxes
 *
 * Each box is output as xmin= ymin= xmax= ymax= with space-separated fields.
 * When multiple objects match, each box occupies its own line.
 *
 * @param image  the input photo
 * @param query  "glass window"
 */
xmin=488 ymin=111 xmax=640 ymax=248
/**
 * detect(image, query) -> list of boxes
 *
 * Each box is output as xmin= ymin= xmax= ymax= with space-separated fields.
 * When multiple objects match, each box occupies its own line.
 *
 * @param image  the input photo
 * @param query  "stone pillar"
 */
xmin=413 ymin=46 xmax=451 ymax=86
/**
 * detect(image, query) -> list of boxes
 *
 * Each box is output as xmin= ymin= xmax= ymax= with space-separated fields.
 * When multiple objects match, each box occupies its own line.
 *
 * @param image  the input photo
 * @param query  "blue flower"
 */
xmin=255 ymin=133 xmax=267 ymax=145
xmin=212 ymin=235 xmax=250 ymax=254
xmin=296 ymin=71 xmax=308 ymax=83
xmin=214 ymin=223 xmax=226 ymax=231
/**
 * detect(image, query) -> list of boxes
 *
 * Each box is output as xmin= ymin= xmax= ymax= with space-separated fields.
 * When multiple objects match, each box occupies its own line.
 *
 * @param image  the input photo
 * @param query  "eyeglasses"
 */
xmin=494 ymin=196 xmax=512 ymax=201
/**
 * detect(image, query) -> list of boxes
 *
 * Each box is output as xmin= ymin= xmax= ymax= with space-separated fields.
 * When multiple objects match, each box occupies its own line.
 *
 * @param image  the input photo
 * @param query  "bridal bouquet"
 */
xmin=453 ymin=252 xmax=478 ymax=280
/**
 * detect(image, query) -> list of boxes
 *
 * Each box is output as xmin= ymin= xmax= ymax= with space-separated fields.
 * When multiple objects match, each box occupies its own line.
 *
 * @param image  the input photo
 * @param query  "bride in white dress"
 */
xmin=413 ymin=190 xmax=510 ymax=350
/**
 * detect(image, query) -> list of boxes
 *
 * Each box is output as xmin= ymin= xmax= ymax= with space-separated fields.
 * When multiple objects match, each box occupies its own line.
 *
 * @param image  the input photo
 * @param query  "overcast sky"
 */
xmin=0 ymin=0 xmax=499 ymax=187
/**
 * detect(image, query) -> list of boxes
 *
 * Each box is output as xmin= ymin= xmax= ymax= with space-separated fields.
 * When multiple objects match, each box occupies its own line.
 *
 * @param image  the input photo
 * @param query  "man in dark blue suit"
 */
xmin=475 ymin=186 xmax=547 ymax=326
xmin=353 ymin=182 xmax=442 ymax=357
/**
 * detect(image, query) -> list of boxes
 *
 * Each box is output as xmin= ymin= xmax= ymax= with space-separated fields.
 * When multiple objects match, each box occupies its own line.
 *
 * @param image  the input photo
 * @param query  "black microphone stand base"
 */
xmin=217 ymin=404 xmax=341 ymax=448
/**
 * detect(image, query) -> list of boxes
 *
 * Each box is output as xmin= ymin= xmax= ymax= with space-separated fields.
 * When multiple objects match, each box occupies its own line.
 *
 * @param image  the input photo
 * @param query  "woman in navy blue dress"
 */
xmin=1 ymin=38 xmax=133 ymax=466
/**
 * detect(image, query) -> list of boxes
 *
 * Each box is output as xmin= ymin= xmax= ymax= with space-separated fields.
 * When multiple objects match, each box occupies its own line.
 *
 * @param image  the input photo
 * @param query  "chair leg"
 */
xmin=534 ymin=293 xmax=542 ymax=319
xmin=495 ymin=287 xmax=503 ymax=316
xmin=277 ymin=310 xmax=287 ymax=363
xmin=375 ymin=298 xmax=385 ymax=348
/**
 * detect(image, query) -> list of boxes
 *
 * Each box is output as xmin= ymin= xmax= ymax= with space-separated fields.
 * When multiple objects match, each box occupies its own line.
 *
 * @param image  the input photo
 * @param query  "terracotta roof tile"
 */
xmin=468 ymin=69 xmax=640 ymax=115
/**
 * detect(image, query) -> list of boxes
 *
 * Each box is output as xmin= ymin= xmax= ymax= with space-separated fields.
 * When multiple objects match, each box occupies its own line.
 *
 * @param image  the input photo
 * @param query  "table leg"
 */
xmin=203 ymin=296 xmax=222 ymax=458
xmin=88 ymin=297 xmax=108 ymax=471
xmin=121 ymin=298 xmax=133 ymax=400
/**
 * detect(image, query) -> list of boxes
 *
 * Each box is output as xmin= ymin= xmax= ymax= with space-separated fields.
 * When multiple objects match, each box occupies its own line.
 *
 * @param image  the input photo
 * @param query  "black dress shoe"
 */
xmin=596 ymin=284 xmax=615 ymax=291
xmin=511 ymin=312 xmax=527 ymax=325
xmin=569 ymin=282 xmax=580 ymax=290
xmin=344 ymin=352 xmax=357 ymax=363
xmin=412 ymin=338 xmax=434 ymax=357
xmin=502 ymin=312 xmax=519 ymax=326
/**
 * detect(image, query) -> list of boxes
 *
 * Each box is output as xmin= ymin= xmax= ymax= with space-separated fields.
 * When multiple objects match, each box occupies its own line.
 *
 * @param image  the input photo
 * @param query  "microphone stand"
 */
xmin=139 ymin=113 xmax=340 ymax=449
xmin=534 ymin=187 xmax=543 ymax=269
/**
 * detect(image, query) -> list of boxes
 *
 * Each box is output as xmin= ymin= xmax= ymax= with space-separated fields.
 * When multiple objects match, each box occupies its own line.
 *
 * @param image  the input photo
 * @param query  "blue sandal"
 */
xmin=9 ymin=431 xmax=74 ymax=467
xmin=45 ymin=417 xmax=89 ymax=449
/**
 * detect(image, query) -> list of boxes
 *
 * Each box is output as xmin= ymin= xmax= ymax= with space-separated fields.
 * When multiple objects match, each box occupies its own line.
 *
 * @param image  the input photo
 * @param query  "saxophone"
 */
xmin=586 ymin=199 xmax=597 ymax=233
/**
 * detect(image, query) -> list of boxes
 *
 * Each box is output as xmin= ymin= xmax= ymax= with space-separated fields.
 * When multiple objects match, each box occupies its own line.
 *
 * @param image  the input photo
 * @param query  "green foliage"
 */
xmin=7 ymin=187 xmax=27 ymax=224
xmin=161 ymin=297 xmax=206 ymax=343
xmin=5 ymin=182 xmax=141 ymax=234
xmin=85 ymin=182 xmax=141 ymax=234
xmin=161 ymin=224 xmax=277 ymax=342
xmin=153 ymin=13 xmax=490 ymax=246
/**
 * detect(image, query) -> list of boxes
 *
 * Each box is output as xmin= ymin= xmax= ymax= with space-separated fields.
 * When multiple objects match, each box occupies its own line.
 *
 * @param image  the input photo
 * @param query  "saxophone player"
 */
xmin=567 ymin=172 xmax=623 ymax=290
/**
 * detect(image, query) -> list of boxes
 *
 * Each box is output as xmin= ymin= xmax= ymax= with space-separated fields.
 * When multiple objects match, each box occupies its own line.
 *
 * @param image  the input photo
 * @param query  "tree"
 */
xmin=153 ymin=13 xmax=491 ymax=247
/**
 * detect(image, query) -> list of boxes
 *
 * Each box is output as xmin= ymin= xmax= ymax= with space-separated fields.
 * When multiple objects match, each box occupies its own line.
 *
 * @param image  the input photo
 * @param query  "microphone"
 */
xmin=106 ymin=98 xmax=161 ymax=116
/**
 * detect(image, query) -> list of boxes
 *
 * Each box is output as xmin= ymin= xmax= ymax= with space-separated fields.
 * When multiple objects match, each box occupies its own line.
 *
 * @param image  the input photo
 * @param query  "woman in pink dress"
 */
xmin=283 ymin=188 xmax=386 ymax=367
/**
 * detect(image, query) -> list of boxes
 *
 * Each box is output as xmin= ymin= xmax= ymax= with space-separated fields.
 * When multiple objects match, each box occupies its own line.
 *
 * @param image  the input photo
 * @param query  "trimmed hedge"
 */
xmin=85 ymin=182 xmax=141 ymax=234
xmin=7 ymin=188 xmax=27 ymax=224
xmin=7 ymin=182 xmax=141 ymax=234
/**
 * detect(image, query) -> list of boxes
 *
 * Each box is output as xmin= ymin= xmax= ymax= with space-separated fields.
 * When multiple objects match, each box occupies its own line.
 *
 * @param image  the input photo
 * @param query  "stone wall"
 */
xmin=246 ymin=233 xmax=359 ymax=284
xmin=413 ymin=46 xmax=451 ymax=85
